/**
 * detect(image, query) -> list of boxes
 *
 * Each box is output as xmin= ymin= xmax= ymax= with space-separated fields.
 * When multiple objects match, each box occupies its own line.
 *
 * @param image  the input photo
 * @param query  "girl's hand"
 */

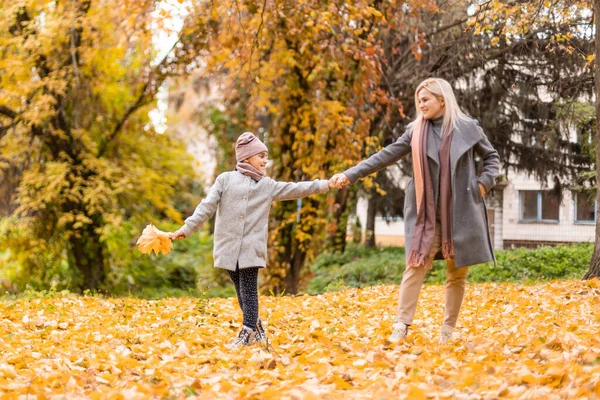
xmin=171 ymin=230 xmax=186 ymax=240
xmin=478 ymin=182 xmax=486 ymax=197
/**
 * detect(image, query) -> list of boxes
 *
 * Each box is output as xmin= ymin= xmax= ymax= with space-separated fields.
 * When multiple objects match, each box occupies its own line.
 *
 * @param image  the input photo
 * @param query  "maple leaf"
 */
xmin=136 ymin=224 xmax=173 ymax=255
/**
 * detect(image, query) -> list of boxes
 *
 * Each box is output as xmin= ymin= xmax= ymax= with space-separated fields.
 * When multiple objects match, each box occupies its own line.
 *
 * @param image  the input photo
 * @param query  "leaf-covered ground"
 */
xmin=1 ymin=280 xmax=599 ymax=399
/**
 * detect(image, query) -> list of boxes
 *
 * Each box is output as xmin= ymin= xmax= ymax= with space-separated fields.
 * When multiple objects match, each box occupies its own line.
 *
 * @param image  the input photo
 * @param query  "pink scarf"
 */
xmin=407 ymin=117 xmax=454 ymax=268
xmin=236 ymin=162 xmax=264 ymax=182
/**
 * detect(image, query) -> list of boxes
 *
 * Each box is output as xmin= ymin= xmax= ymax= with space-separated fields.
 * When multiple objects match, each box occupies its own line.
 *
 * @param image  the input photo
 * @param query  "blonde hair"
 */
xmin=409 ymin=78 xmax=468 ymax=133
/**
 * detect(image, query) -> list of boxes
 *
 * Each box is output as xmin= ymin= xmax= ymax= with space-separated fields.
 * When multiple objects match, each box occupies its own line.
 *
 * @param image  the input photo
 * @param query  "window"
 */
xmin=541 ymin=192 xmax=559 ymax=220
xmin=521 ymin=191 xmax=538 ymax=220
xmin=519 ymin=190 xmax=560 ymax=222
xmin=574 ymin=193 xmax=597 ymax=223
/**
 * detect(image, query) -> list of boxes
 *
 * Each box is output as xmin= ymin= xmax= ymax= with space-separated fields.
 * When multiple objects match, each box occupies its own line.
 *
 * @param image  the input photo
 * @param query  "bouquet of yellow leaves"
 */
xmin=136 ymin=224 xmax=173 ymax=255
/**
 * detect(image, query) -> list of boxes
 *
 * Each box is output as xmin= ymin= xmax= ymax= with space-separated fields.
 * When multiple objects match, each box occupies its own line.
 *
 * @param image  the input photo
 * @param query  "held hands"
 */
xmin=329 ymin=173 xmax=350 ymax=189
xmin=171 ymin=230 xmax=186 ymax=240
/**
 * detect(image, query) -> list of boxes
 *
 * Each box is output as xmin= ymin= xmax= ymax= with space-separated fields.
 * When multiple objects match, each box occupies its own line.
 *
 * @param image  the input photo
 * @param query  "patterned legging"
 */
xmin=227 ymin=265 xmax=260 ymax=330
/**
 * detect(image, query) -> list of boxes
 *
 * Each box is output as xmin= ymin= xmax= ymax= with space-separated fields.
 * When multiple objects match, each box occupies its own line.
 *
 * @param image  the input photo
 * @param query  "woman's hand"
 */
xmin=171 ymin=230 xmax=186 ymax=240
xmin=478 ymin=182 xmax=486 ymax=197
xmin=330 ymin=173 xmax=350 ymax=189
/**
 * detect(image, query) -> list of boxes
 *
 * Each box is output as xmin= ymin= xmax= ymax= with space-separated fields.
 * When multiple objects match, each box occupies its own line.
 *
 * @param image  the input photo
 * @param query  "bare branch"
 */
xmin=0 ymin=106 xmax=17 ymax=119
xmin=428 ymin=17 xmax=469 ymax=37
xmin=0 ymin=120 xmax=18 ymax=141
xmin=233 ymin=0 xmax=248 ymax=43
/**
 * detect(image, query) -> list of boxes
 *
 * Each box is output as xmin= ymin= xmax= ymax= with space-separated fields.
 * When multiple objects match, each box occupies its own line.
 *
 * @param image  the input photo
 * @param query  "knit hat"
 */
xmin=235 ymin=132 xmax=268 ymax=162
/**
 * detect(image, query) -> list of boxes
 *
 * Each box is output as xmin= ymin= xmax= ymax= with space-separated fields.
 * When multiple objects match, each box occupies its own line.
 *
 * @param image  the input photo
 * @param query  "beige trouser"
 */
xmin=396 ymin=224 xmax=468 ymax=328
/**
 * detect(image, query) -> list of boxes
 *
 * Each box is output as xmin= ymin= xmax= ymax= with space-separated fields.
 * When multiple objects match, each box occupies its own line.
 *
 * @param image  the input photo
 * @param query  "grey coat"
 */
xmin=180 ymin=171 xmax=329 ymax=271
xmin=344 ymin=117 xmax=500 ymax=268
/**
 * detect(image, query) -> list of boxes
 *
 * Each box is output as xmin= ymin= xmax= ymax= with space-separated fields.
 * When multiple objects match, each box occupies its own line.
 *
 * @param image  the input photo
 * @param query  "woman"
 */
xmin=331 ymin=78 xmax=500 ymax=343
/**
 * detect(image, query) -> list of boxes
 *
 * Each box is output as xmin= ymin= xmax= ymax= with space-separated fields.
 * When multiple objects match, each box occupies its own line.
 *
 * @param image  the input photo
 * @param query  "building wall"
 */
xmin=354 ymin=181 xmax=407 ymax=247
xmin=372 ymin=217 xmax=406 ymax=247
xmin=501 ymin=170 xmax=595 ymax=247
xmin=492 ymin=202 xmax=504 ymax=250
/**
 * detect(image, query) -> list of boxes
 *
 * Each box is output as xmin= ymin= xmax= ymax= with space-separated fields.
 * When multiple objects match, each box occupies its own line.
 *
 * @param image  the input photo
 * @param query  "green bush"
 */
xmin=104 ymin=221 xmax=234 ymax=297
xmin=308 ymin=246 xmax=406 ymax=294
xmin=0 ymin=217 xmax=78 ymax=291
xmin=0 ymin=218 xmax=235 ymax=298
xmin=307 ymin=243 xmax=594 ymax=294
xmin=468 ymin=243 xmax=593 ymax=283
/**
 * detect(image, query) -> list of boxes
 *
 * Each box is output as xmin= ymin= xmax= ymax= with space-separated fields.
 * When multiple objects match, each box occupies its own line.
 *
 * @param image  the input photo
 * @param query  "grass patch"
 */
xmin=308 ymin=243 xmax=593 ymax=294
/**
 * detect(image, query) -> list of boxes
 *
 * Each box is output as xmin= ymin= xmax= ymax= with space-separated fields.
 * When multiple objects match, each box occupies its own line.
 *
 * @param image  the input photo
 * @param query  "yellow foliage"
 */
xmin=1 ymin=0 xmax=201 ymax=289
xmin=0 ymin=280 xmax=599 ymax=398
xmin=197 ymin=0 xmax=437 ymax=291
xmin=136 ymin=224 xmax=173 ymax=255
xmin=473 ymin=0 xmax=590 ymax=56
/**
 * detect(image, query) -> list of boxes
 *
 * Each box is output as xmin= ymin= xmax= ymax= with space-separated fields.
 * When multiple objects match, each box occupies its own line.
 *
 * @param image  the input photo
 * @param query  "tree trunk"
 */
xmin=329 ymin=187 xmax=351 ymax=253
xmin=585 ymin=250 xmax=600 ymax=280
xmin=283 ymin=198 xmax=321 ymax=295
xmin=285 ymin=246 xmax=307 ymax=295
xmin=585 ymin=0 xmax=600 ymax=280
xmin=68 ymin=223 xmax=106 ymax=291
xmin=365 ymin=187 xmax=378 ymax=248
xmin=267 ymin=195 xmax=315 ymax=296
xmin=0 ymin=164 xmax=22 ymax=217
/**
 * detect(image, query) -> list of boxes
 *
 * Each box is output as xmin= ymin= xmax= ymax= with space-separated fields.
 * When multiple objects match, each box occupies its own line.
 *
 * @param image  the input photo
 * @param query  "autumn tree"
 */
xmin=467 ymin=0 xmax=598 ymax=278
xmin=191 ymin=0 xmax=443 ymax=294
xmin=0 ymin=0 xmax=210 ymax=291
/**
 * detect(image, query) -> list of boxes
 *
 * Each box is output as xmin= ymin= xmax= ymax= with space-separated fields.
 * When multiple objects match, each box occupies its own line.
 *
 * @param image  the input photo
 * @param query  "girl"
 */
xmin=172 ymin=132 xmax=333 ymax=348
xmin=331 ymin=78 xmax=500 ymax=343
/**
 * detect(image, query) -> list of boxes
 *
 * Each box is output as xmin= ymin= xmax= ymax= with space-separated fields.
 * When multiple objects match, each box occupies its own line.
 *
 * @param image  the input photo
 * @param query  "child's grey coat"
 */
xmin=344 ymin=117 xmax=500 ymax=268
xmin=181 ymin=171 xmax=329 ymax=271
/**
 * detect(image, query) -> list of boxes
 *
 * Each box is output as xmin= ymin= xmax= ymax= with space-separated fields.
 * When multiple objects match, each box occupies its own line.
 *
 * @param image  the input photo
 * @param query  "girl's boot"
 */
xmin=226 ymin=326 xmax=255 ymax=349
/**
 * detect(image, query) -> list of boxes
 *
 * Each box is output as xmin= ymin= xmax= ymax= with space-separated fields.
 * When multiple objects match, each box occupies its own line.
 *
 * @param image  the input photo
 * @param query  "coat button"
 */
xmin=239 ymin=216 xmax=244 ymax=220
